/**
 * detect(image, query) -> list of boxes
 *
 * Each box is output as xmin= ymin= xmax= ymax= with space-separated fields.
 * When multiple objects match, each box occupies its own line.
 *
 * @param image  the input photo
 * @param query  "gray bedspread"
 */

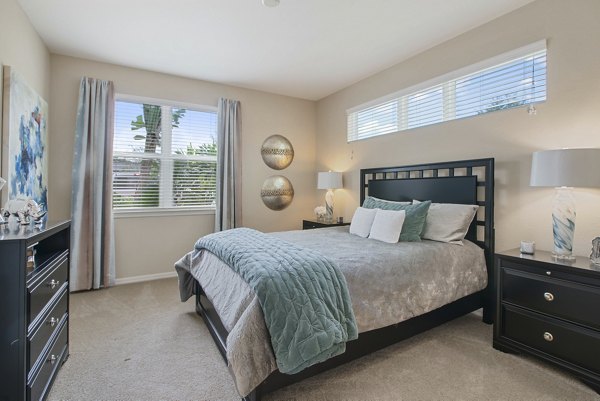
xmin=175 ymin=226 xmax=488 ymax=396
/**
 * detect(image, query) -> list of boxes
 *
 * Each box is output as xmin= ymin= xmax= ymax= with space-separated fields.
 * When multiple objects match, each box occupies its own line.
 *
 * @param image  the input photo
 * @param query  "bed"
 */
xmin=176 ymin=158 xmax=495 ymax=401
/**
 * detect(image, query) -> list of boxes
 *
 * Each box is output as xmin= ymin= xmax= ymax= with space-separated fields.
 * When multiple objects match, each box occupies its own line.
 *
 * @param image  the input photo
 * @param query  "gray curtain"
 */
xmin=70 ymin=77 xmax=115 ymax=291
xmin=215 ymin=98 xmax=241 ymax=231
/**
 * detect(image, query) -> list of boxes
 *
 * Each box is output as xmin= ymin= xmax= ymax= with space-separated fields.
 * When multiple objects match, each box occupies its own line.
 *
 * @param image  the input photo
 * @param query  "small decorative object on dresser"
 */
xmin=494 ymin=249 xmax=600 ymax=394
xmin=0 ymin=220 xmax=71 ymax=401
xmin=520 ymin=240 xmax=535 ymax=255
xmin=313 ymin=206 xmax=327 ymax=222
xmin=2 ymin=197 xmax=47 ymax=225
xmin=591 ymin=237 xmax=600 ymax=266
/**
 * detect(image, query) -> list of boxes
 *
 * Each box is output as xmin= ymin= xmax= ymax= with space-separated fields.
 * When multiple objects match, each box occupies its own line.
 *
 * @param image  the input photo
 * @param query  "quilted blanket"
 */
xmin=194 ymin=227 xmax=358 ymax=374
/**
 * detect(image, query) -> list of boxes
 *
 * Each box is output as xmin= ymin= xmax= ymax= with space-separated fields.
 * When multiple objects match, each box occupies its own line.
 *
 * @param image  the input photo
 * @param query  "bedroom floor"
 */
xmin=48 ymin=278 xmax=600 ymax=401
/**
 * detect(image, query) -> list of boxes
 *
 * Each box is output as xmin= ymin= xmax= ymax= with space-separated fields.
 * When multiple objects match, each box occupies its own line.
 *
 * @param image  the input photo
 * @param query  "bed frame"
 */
xmin=194 ymin=158 xmax=495 ymax=401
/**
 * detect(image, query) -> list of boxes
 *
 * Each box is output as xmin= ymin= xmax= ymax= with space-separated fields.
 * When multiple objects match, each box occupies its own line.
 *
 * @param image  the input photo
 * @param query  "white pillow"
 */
xmin=368 ymin=209 xmax=406 ymax=243
xmin=413 ymin=200 xmax=478 ymax=245
xmin=349 ymin=207 xmax=378 ymax=238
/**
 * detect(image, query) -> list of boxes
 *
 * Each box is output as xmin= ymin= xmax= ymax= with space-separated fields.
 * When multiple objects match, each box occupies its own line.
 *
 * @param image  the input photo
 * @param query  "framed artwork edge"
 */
xmin=0 ymin=65 xmax=49 ymax=211
xmin=1 ymin=65 xmax=10 ymax=208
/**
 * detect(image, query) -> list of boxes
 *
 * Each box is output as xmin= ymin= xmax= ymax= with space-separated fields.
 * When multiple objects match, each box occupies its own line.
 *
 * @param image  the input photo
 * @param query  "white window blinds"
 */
xmin=347 ymin=40 xmax=547 ymax=142
xmin=112 ymin=99 xmax=217 ymax=210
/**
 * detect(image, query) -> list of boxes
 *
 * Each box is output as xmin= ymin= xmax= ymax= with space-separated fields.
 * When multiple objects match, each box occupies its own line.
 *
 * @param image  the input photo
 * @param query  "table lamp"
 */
xmin=317 ymin=171 xmax=343 ymax=223
xmin=530 ymin=148 xmax=600 ymax=260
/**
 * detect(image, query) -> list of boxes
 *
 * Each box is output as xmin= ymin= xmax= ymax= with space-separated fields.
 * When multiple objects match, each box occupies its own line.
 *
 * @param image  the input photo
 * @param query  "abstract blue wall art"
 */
xmin=2 ymin=66 xmax=48 ymax=210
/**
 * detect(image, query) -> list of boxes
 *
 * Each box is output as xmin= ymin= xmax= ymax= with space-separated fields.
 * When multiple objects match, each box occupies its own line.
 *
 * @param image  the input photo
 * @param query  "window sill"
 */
xmin=113 ymin=207 xmax=216 ymax=219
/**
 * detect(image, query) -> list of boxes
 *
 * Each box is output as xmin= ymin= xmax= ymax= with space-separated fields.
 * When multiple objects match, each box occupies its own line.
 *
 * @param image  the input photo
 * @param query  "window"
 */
xmin=112 ymin=98 xmax=218 ymax=211
xmin=347 ymin=40 xmax=547 ymax=142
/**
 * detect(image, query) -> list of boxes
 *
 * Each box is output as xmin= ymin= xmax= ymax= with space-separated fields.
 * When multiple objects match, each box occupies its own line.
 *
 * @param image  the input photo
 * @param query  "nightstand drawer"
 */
xmin=27 ymin=320 xmax=68 ymax=401
xmin=302 ymin=220 xmax=350 ymax=230
xmin=28 ymin=255 xmax=69 ymax=327
xmin=502 ymin=268 xmax=600 ymax=330
xmin=502 ymin=305 xmax=600 ymax=374
xmin=303 ymin=221 xmax=322 ymax=229
xmin=28 ymin=289 xmax=68 ymax=371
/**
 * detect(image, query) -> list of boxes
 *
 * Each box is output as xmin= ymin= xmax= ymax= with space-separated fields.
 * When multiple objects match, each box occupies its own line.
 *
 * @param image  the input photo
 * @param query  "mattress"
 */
xmin=175 ymin=225 xmax=488 ymax=396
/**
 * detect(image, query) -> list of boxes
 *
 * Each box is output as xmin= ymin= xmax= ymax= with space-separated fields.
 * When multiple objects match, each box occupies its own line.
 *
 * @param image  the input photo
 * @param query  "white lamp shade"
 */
xmin=530 ymin=148 xmax=600 ymax=188
xmin=317 ymin=171 xmax=343 ymax=189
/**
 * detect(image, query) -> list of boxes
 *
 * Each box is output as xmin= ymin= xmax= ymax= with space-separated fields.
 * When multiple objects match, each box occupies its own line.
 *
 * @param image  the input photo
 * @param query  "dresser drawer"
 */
xmin=501 ymin=267 xmax=600 ymax=330
xmin=27 ymin=320 xmax=68 ymax=401
xmin=28 ymin=290 xmax=68 ymax=371
xmin=502 ymin=305 xmax=600 ymax=374
xmin=27 ymin=256 xmax=68 ymax=327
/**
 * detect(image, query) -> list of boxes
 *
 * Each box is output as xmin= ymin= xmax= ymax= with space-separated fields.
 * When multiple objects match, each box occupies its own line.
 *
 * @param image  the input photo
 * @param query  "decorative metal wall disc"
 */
xmin=261 ymin=135 xmax=294 ymax=170
xmin=261 ymin=175 xmax=294 ymax=211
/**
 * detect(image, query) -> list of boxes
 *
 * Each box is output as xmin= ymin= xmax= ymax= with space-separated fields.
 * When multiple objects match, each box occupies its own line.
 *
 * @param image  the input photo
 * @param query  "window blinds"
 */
xmin=113 ymin=100 xmax=218 ymax=209
xmin=347 ymin=40 xmax=547 ymax=142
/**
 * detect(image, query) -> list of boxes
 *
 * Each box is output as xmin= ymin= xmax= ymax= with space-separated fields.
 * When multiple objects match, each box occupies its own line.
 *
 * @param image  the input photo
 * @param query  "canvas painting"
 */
xmin=1 ymin=66 xmax=48 ymax=209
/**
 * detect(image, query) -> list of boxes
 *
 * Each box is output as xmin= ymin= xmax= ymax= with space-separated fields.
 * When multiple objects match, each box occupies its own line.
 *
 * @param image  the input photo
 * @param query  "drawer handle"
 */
xmin=47 ymin=279 xmax=61 ymax=289
xmin=543 ymin=292 xmax=555 ymax=302
xmin=48 ymin=354 xmax=58 ymax=364
xmin=543 ymin=332 xmax=554 ymax=342
xmin=47 ymin=317 xmax=59 ymax=327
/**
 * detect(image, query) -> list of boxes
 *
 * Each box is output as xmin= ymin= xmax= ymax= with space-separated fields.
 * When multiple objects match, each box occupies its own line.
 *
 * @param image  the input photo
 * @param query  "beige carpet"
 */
xmin=48 ymin=278 xmax=600 ymax=401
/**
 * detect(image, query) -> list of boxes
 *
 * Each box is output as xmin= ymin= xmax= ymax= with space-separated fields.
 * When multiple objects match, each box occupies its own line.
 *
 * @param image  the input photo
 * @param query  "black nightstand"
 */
xmin=494 ymin=249 xmax=600 ymax=393
xmin=302 ymin=220 xmax=350 ymax=230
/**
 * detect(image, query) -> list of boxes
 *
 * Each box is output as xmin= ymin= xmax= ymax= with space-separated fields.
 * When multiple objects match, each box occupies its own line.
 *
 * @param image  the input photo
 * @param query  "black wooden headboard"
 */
xmin=360 ymin=158 xmax=495 ymax=274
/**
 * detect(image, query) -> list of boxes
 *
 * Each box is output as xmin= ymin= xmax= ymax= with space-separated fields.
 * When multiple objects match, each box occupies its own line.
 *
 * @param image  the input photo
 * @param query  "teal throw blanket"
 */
xmin=195 ymin=228 xmax=358 ymax=374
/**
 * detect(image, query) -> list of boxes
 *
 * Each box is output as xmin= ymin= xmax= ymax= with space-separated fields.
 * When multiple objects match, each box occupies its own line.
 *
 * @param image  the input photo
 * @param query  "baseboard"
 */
xmin=114 ymin=271 xmax=177 ymax=285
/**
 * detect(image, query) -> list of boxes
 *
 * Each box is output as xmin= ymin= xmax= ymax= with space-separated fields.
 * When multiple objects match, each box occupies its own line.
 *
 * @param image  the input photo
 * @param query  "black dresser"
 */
xmin=494 ymin=249 xmax=600 ymax=393
xmin=0 ymin=220 xmax=71 ymax=401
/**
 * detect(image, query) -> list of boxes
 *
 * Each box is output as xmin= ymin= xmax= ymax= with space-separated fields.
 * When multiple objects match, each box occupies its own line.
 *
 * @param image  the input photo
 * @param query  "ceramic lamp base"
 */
xmin=325 ymin=189 xmax=334 ymax=223
xmin=552 ymin=187 xmax=576 ymax=260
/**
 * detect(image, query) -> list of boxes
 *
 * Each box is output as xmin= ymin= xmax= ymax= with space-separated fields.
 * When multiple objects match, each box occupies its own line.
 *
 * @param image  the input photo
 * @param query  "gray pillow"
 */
xmin=363 ymin=196 xmax=430 ymax=242
xmin=413 ymin=200 xmax=478 ymax=245
xmin=362 ymin=196 xmax=411 ymax=209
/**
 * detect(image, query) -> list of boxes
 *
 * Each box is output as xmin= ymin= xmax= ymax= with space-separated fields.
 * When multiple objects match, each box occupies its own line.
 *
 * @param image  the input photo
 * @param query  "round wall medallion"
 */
xmin=261 ymin=175 xmax=294 ymax=211
xmin=261 ymin=135 xmax=294 ymax=170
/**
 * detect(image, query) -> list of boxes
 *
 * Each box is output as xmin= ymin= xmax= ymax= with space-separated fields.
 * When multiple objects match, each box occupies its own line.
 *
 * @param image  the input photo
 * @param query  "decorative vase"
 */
xmin=552 ymin=187 xmax=576 ymax=260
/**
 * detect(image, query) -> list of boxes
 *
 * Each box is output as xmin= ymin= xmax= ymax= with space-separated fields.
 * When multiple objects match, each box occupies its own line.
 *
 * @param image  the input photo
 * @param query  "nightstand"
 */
xmin=494 ymin=249 xmax=600 ymax=394
xmin=302 ymin=220 xmax=350 ymax=230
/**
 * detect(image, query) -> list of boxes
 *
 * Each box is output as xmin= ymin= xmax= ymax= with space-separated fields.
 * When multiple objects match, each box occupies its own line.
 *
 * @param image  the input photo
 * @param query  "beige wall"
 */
xmin=316 ymin=0 xmax=600 ymax=257
xmin=11 ymin=0 xmax=600 ymax=279
xmin=49 ymin=55 xmax=316 ymax=279
xmin=0 ymin=0 xmax=50 ymax=202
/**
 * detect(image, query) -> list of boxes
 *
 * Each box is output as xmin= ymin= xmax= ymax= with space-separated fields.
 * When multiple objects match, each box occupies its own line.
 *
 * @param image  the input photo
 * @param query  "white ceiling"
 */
xmin=18 ymin=0 xmax=534 ymax=100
